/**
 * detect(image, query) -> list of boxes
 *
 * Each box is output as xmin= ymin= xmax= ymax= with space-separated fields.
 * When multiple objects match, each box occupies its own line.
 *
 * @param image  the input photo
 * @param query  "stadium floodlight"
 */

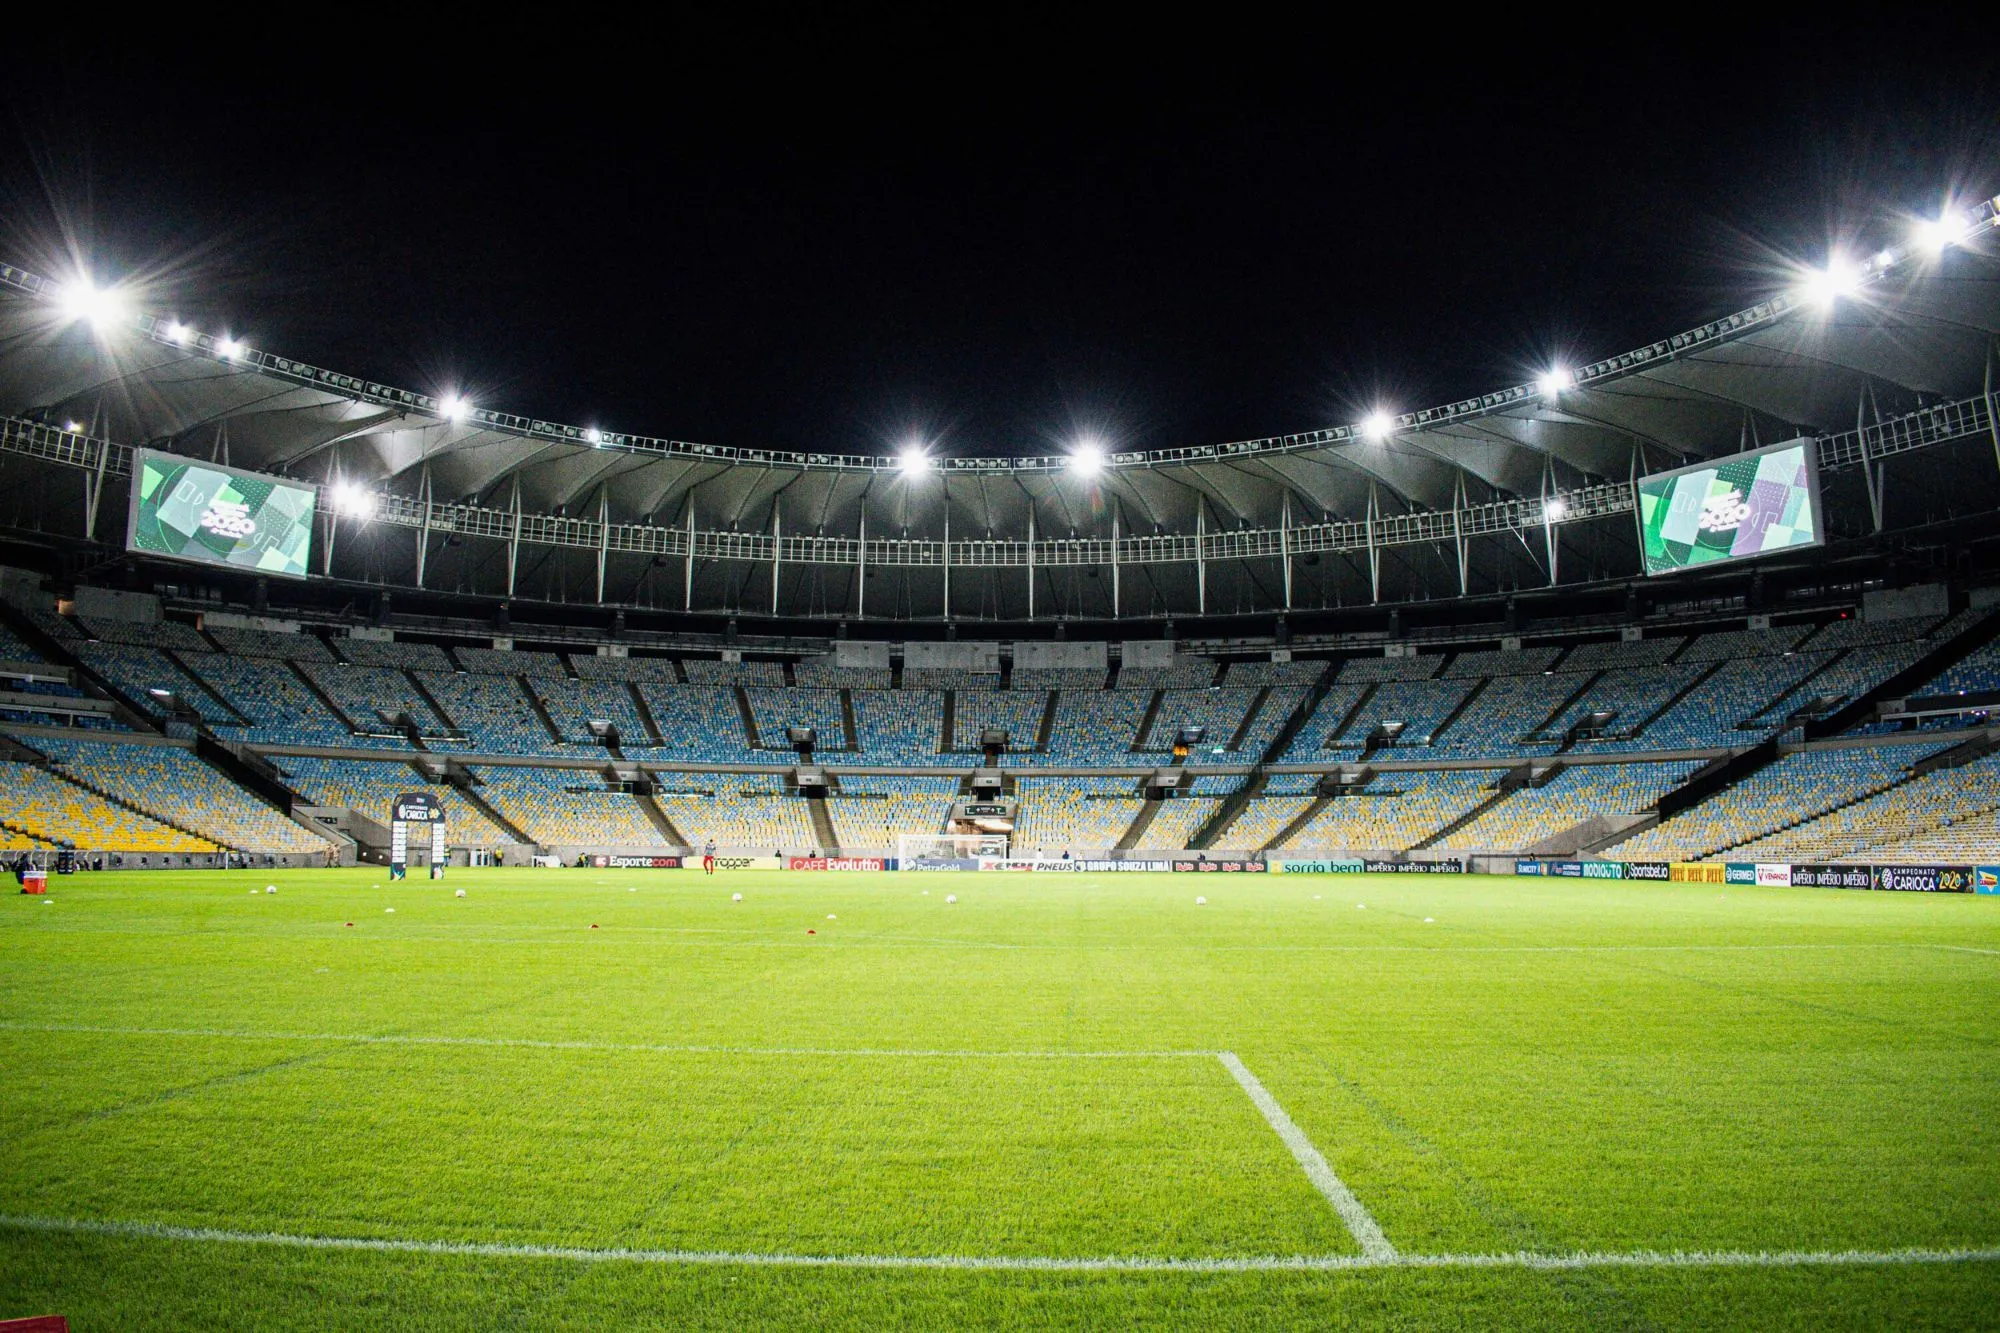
xmin=1068 ymin=439 xmax=1105 ymax=477
xmin=165 ymin=320 xmax=195 ymax=345
xmin=1360 ymin=411 xmax=1394 ymax=441
xmin=1544 ymin=497 xmax=1568 ymax=521
xmin=1536 ymin=367 xmax=1573 ymax=398
xmin=583 ymin=427 xmax=604 ymax=445
xmin=62 ymin=421 xmax=81 ymax=435
xmin=439 ymin=394 xmax=472 ymax=423
xmin=1913 ymin=211 xmax=1974 ymax=256
xmin=334 ymin=483 xmax=375 ymax=519
xmin=898 ymin=443 xmax=929 ymax=475
xmin=1800 ymin=256 xmax=1862 ymax=309
xmin=54 ymin=278 xmax=129 ymax=332
xmin=216 ymin=336 xmax=246 ymax=361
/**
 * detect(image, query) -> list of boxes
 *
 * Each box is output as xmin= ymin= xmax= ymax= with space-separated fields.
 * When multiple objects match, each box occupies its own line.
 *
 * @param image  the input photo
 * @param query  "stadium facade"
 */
xmin=1 ymin=203 xmax=1999 ymax=877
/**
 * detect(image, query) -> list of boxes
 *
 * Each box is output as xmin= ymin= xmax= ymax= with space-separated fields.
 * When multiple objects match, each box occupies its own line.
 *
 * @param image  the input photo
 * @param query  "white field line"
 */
xmin=1216 ymin=1051 xmax=1397 ymax=1261
xmin=1 ymin=1215 xmax=1993 ymax=1274
xmin=0 ymin=1021 xmax=1211 ymax=1060
xmin=1934 ymin=944 xmax=2000 ymax=957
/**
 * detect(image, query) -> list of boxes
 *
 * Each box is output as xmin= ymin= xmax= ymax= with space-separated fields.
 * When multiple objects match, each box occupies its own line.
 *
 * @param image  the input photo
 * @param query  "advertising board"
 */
xmin=1871 ymin=865 xmax=1974 ymax=893
xmin=1787 ymin=863 xmax=1873 ymax=890
xmin=1172 ymin=860 xmax=1269 ymax=873
xmin=1277 ymin=859 xmax=1368 ymax=874
xmin=787 ymin=857 xmax=889 ymax=871
xmin=1754 ymin=863 xmax=1794 ymax=887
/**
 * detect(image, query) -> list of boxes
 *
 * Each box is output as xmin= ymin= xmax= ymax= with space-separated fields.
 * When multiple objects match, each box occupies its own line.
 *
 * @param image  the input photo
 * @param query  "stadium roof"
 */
xmin=1 ymin=198 xmax=1997 ymax=620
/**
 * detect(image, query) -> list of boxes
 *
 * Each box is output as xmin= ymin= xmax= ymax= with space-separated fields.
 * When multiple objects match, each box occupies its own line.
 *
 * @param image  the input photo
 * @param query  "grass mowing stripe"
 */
xmin=3 ymin=1215 xmax=1995 ymax=1274
xmin=1216 ymin=1051 xmax=1397 ymax=1260
xmin=0 ymin=1021 xmax=1214 ymax=1059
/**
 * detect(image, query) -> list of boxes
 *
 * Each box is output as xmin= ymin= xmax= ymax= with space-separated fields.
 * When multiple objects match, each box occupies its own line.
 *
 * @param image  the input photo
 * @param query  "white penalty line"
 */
xmin=0 ymin=1022 xmax=1212 ymax=1061
xmin=0 ymin=1215 xmax=1993 ymax=1275
xmin=1218 ymin=1051 xmax=1397 ymax=1260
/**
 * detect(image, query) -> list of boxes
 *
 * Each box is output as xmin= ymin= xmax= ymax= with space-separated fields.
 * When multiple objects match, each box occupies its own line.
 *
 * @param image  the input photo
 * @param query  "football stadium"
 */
xmin=2 ymin=71 xmax=2000 ymax=1318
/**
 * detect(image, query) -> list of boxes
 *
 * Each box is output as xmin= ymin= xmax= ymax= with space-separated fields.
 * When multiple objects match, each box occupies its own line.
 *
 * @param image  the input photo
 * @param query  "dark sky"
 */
xmin=3 ymin=18 xmax=1995 ymax=460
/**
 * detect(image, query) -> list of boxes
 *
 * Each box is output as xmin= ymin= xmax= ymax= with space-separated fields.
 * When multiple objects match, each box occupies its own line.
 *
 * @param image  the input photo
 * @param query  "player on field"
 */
xmin=703 ymin=839 xmax=717 ymax=874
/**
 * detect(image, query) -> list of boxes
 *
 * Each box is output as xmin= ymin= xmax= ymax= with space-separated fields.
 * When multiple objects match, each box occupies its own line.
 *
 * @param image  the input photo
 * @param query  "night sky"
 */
xmin=2 ymin=19 xmax=1994 ymax=461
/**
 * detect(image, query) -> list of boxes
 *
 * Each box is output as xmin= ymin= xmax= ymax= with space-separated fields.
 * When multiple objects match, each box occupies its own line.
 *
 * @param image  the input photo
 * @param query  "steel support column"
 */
xmin=595 ymin=488 xmax=610 ymax=605
xmin=415 ymin=463 xmax=432 ymax=588
xmin=1195 ymin=500 xmax=1207 ymax=616
xmin=506 ymin=476 xmax=522 ymax=598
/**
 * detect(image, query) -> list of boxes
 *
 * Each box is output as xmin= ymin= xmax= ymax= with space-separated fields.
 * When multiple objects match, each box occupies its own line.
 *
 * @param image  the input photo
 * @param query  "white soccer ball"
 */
xmin=827 ymin=913 xmax=837 ymax=920
xmin=732 ymin=892 xmax=743 ymax=902
xmin=454 ymin=889 xmax=466 ymax=899
xmin=1195 ymin=896 xmax=1206 ymax=905
xmin=946 ymin=894 xmax=957 ymax=904
xmin=266 ymin=885 xmax=277 ymax=894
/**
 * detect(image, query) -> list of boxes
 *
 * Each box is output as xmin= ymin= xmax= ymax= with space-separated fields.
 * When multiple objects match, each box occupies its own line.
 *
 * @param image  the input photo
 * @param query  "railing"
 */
xmin=3 ymin=388 xmax=1995 ymax=571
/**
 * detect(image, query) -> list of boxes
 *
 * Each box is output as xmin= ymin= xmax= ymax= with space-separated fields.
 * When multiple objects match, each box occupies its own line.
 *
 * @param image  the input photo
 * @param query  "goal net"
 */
xmin=897 ymin=832 xmax=1008 ymax=865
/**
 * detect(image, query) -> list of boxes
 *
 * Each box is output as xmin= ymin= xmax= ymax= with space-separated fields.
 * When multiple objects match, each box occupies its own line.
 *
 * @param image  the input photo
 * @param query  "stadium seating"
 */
xmin=792 ymin=656 xmax=893 ymax=688
xmin=78 ymin=616 xmax=214 ymax=652
xmin=902 ymin=667 xmax=1001 ymax=690
xmin=571 ymin=652 xmax=683 ymax=683
xmin=1229 ymin=686 xmax=1309 ymax=760
xmin=682 ymin=659 xmax=786 ymax=685
xmin=1278 ymin=684 xmax=1371 ymax=762
xmin=1910 ymin=640 xmax=2000 ymax=697
xmin=1009 ymin=666 xmax=1107 ymax=689
xmin=1607 ymin=745 xmax=1934 ymax=860
xmin=1627 ymin=655 xmax=1829 ymax=751
xmin=1218 ymin=792 xmax=1317 ymax=849
xmin=746 ymin=685 xmax=849 ymax=750
xmin=1220 ymin=659 xmax=1328 ymax=686
xmin=1559 ymin=636 xmax=1684 ymax=670
xmin=1731 ymin=752 xmax=2000 ymax=863
xmin=276 ymin=756 xmax=520 ymax=846
xmin=1435 ymin=761 xmax=1697 ymax=851
xmin=1145 ymin=688 xmax=1257 ymax=758
xmin=336 ymin=638 xmax=458 ymax=672
xmin=534 ymin=677 xmax=661 ymax=749
xmin=1677 ymin=625 xmax=1809 ymax=662
xmin=1034 ymin=689 xmax=1150 ymax=765
xmin=1801 ymin=615 xmax=1937 ymax=650
xmin=1331 ymin=677 xmax=1476 ymax=749
xmin=1544 ymin=663 xmax=1706 ymax=741
xmin=951 ymin=689 xmax=1049 ymax=752
xmin=1335 ymin=654 xmax=1442 ymax=683
xmin=472 ymin=766 xmax=675 ymax=846
xmin=0 ymin=624 xmax=46 ymax=661
xmin=1012 ymin=776 xmax=1143 ymax=852
xmin=1280 ymin=769 xmax=1496 ymax=852
xmin=1745 ymin=644 xmax=1926 ymax=723
xmin=637 ymin=684 xmax=767 ymax=762
xmin=74 ymin=643 xmax=238 ymax=724
xmin=300 ymin=662 xmax=446 ymax=736
xmin=1142 ymin=796 xmax=1221 ymax=849
xmin=652 ymin=772 xmax=818 ymax=849
xmin=187 ymin=653 xmax=355 ymax=746
xmin=455 ymin=646 xmax=567 ymax=677
xmin=1115 ymin=657 xmax=1220 ymax=689
xmin=1441 ymin=647 xmax=1563 ymax=678
xmin=826 ymin=775 xmax=959 ymax=850
xmin=0 ymin=758 xmax=217 ymax=852
xmin=35 ymin=736 xmax=327 ymax=852
xmin=849 ymin=689 xmax=946 ymax=763
xmin=415 ymin=671 xmax=556 ymax=754
xmin=204 ymin=626 xmax=337 ymax=662
xmin=1432 ymin=673 xmax=1575 ymax=758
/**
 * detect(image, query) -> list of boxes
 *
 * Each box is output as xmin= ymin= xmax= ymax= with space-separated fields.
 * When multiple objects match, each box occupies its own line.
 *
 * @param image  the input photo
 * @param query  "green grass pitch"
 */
xmin=2 ymin=867 xmax=1996 ymax=1329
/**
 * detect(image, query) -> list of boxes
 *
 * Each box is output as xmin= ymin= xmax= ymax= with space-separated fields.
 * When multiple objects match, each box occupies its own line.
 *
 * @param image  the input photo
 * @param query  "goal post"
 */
xmin=897 ymin=832 xmax=1007 ymax=865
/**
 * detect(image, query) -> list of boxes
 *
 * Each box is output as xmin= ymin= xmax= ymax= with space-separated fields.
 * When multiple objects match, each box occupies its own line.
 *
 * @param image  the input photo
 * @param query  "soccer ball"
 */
xmin=1195 ymin=896 xmax=1206 ymax=905
xmin=945 ymin=894 xmax=957 ymax=904
xmin=827 ymin=913 xmax=837 ymax=920
xmin=455 ymin=889 xmax=466 ymax=899
xmin=266 ymin=885 xmax=277 ymax=894
xmin=732 ymin=892 xmax=743 ymax=902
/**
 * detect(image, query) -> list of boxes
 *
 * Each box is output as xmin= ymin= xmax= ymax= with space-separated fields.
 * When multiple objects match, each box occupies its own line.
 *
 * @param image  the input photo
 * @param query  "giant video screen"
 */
xmin=127 ymin=449 xmax=317 ymax=579
xmin=1635 ymin=439 xmax=1821 ymax=577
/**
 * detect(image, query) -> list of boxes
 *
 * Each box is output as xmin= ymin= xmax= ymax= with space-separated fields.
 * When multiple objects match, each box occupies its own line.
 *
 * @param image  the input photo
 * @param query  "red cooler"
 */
xmin=21 ymin=868 xmax=47 ymax=894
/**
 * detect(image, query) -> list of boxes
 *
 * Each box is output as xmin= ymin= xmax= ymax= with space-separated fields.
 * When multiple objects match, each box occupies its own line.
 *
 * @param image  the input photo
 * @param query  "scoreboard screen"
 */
xmin=127 ymin=450 xmax=317 ymax=579
xmin=1635 ymin=439 xmax=1821 ymax=576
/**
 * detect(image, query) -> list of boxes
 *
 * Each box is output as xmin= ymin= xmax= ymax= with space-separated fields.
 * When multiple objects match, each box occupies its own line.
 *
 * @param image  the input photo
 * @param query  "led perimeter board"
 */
xmin=127 ymin=449 xmax=317 ymax=579
xmin=1635 ymin=438 xmax=1821 ymax=577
